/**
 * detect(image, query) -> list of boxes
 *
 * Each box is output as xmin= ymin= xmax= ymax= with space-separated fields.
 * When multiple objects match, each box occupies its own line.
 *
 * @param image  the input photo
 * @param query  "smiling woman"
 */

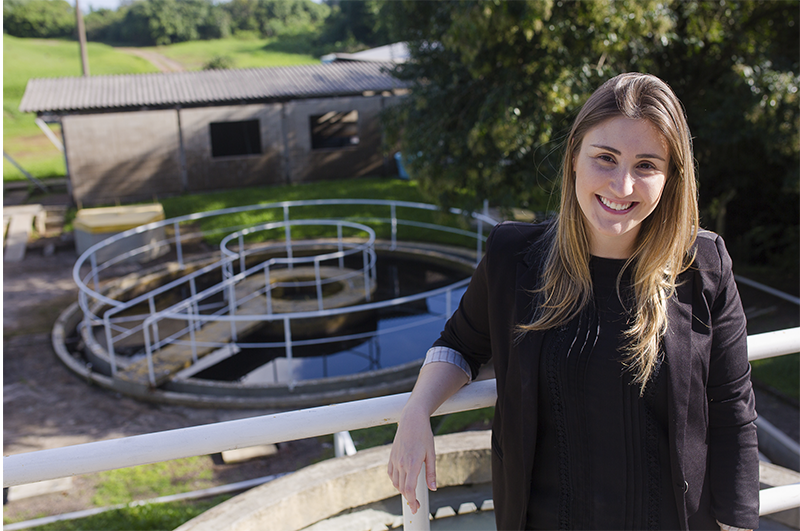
xmin=388 ymin=73 xmax=760 ymax=531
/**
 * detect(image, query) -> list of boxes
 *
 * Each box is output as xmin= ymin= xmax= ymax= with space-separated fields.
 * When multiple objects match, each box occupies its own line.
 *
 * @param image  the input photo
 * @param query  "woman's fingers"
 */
xmin=425 ymin=452 xmax=437 ymax=491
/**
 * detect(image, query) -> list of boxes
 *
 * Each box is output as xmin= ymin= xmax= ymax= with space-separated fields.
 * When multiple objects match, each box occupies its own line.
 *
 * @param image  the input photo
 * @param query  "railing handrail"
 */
xmin=6 ymin=328 xmax=799 ymax=486
xmin=72 ymin=198 xmax=497 ymax=304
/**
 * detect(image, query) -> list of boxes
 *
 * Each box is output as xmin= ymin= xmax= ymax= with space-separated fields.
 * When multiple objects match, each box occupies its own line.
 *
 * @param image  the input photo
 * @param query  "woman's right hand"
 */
xmin=387 ymin=405 xmax=437 ymax=514
xmin=386 ymin=360 xmax=470 ymax=513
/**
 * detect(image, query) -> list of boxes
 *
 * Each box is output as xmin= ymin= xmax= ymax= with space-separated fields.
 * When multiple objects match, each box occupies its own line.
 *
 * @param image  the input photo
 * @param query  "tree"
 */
xmin=3 ymin=0 xmax=75 ymax=38
xmin=383 ymin=0 xmax=798 ymax=272
xmin=317 ymin=0 xmax=390 ymax=51
xmin=224 ymin=0 xmax=329 ymax=38
xmin=383 ymin=0 xmax=674 ymax=213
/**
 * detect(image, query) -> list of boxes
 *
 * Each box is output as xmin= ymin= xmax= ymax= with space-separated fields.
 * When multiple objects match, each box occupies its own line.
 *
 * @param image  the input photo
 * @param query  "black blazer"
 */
xmin=434 ymin=221 xmax=759 ymax=530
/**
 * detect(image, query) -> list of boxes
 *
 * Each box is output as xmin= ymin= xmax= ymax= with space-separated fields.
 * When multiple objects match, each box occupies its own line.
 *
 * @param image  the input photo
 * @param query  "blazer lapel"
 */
xmin=511 ymin=253 xmax=545 ymax=497
xmin=664 ymin=274 xmax=695 ymax=525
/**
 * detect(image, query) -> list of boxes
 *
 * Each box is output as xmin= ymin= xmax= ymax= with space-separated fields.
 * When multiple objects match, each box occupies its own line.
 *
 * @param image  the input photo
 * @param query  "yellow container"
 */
xmin=74 ymin=204 xmax=165 ymax=234
xmin=74 ymin=204 xmax=168 ymax=262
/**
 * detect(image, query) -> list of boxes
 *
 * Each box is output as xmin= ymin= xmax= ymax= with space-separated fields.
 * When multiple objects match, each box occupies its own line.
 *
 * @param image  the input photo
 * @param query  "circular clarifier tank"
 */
xmin=57 ymin=201 xmax=495 ymax=408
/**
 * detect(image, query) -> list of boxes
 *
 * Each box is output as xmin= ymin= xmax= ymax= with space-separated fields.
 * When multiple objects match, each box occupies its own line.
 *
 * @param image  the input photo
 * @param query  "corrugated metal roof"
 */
xmin=19 ymin=61 xmax=405 ymax=114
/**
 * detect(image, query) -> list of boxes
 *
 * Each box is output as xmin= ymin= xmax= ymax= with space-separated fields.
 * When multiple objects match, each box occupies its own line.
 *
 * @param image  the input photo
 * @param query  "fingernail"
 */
xmin=430 ymin=481 xmax=437 ymax=491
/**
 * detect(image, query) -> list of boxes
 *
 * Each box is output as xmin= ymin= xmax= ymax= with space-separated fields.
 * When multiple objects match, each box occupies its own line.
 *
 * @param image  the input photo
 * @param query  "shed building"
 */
xmin=19 ymin=61 xmax=407 ymax=206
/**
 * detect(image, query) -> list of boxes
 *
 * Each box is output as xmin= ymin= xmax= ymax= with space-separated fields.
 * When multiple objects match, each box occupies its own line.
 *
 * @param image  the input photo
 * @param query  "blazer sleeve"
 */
xmin=431 ymin=225 xmax=498 ymax=379
xmin=704 ymin=234 xmax=760 ymax=528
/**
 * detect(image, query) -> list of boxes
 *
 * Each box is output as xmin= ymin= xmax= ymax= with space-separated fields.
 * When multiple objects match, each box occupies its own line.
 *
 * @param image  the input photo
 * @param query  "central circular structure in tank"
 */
xmin=56 ymin=199 xmax=497 ymax=408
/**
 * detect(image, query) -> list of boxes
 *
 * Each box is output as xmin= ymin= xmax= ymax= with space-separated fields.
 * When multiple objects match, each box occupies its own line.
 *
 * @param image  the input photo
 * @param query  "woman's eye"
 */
xmin=597 ymin=154 xmax=615 ymax=163
xmin=638 ymin=162 xmax=656 ymax=170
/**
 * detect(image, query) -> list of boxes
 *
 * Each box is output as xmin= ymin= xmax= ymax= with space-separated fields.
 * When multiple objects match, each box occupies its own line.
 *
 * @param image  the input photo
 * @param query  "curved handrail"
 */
xmin=72 ymin=200 xmax=495 ymax=387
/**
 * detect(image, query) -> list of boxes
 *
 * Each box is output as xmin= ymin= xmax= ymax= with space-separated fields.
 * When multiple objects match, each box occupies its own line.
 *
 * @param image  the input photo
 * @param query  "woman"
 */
xmin=387 ymin=73 xmax=759 ymax=530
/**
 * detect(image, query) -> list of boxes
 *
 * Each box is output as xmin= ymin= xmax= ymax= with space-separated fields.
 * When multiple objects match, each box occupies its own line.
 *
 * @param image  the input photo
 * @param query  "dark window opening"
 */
xmin=210 ymin=120 xmax=262 ymax=158
xmin=310 ymin=111 xmax=359 ymax=150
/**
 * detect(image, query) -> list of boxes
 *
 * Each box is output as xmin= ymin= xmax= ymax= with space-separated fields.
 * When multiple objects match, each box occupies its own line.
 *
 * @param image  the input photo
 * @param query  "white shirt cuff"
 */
xmin=423 ymin=346 xmax=472 ymax=383
xmin=717 ymin=520 xmax=751 ymax=531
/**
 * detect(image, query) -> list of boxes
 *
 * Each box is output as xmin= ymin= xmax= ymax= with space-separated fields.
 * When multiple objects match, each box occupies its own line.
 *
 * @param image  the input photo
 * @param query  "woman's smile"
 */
xmin=574 ymin=116 xmax=669 ymax=258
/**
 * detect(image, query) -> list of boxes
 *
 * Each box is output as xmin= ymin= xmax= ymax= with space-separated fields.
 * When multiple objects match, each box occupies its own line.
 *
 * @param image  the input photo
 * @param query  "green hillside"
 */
xmin=3 ymin=34 xmax=319 ymax=181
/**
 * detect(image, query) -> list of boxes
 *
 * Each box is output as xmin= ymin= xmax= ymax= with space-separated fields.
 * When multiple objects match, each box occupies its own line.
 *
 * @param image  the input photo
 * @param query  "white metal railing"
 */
xmin=72 ymin=199 xmax=496 ymax=387
xmin=5 ymin=328 xmax=800 ymax=530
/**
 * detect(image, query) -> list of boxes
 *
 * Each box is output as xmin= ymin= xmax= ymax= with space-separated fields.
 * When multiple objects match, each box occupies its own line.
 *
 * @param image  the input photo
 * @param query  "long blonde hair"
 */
xmin=520 ymin=73 xmax=699 ymax=393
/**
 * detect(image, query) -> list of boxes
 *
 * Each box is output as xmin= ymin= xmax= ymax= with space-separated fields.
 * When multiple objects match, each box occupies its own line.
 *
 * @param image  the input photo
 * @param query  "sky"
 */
xmin=66 ymin=0 xmax=126 ymax=12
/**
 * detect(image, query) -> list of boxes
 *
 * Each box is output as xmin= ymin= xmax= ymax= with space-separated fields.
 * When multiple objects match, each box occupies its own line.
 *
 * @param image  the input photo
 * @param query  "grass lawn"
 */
xmin=3 ymin=34 xmax=159 ymax=181
xmin=157 ymin=177 xmax=482 ymax=249
xmin=144 ymin=35 xmax=319 ymax=71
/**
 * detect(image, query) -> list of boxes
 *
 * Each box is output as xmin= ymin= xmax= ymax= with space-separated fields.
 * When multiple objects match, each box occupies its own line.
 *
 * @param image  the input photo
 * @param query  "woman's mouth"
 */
xmin=597 ymin=195 xmax=636 ymax=213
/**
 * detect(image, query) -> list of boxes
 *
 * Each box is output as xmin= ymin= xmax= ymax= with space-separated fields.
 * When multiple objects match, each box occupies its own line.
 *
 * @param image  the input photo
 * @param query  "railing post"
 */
xmin=337 ymin=223 xmax=344 ymax=269
xmin=143 ymin=323 xmax=156 ymax=386
xmin=148 ymin=296 xmax=160 ymax=349
xmin=363 ymin=249 xmax=371 ymax=302
xmin=189 ymin=277 xmax=199 ymax=323
xmin=104 ymin=315 xmax=117 ymax=377
xmin=174 ymin=221 xmax=184 ymax=269
xmin=188 ymin=305 xmax=198 ymax=364
xmin=238 ymin=234 xmax=246 ymax=274
xmin=446 ymin=287 xmax=452 ymax=318
xmin=284 ymin=206 xmax=293 ymax=270
xmin=402 ymin=462 xmax=431 ymax=531
xmin=314 ymin=258 xmax=324 ymax=311
xmin=284 ymin=317 xmax=295 ymax=391
xmin=228 ymin=281 xmax=238 ymax=342
xmin=391 ymin=203 xmax=397 ymax=250
xmin=264 ymin=264 xmax=273 ymax=315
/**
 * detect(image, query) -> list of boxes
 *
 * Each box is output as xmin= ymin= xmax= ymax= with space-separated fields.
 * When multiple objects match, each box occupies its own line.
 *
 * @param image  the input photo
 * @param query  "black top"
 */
xmin=526 ymin=256 xmax=680 ymax=530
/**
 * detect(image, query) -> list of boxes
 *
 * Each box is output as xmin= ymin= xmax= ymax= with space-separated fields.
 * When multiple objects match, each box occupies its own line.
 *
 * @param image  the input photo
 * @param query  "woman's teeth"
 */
xmin=600 ymin=196 xmax=633 ymax=211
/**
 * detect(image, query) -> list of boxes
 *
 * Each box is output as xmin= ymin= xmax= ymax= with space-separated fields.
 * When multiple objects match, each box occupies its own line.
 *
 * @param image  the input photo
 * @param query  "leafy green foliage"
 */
xmin=383 ymin=0 xmax=674 ymax=214
xmin=203 ymin=54 xmax=235 ymax=70
xmin=316 ymin=0 xmax=391 ymax=53
xmin=644 ymin=1 xmax=799 ymax=273
xmin=383 ymin=0 xmax=799 ymax=274
xmin=226 ymin=0 xmax=329 ymax=38
xmin=3 ymin=0 xmax=75 ymax=38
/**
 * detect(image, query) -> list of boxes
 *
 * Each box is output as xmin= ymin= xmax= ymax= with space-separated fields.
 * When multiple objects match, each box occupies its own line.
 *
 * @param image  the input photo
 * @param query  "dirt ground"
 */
xmin=2 ymin=240 xmax=328 ymax=523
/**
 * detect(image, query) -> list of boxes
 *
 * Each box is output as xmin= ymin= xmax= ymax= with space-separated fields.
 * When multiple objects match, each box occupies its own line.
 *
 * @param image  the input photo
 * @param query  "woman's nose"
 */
xmin=608 ymin=169 xmax=635 ymax=197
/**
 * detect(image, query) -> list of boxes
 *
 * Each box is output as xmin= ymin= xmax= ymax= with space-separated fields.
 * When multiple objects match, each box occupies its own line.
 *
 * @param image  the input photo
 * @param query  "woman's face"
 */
xmin=574 ymin=116 xmax=669 ymax=259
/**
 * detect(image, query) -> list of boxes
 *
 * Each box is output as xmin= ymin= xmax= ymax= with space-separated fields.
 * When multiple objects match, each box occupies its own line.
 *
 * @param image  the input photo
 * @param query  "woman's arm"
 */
xmin=387 ymin=361 xmax=470 ymax=514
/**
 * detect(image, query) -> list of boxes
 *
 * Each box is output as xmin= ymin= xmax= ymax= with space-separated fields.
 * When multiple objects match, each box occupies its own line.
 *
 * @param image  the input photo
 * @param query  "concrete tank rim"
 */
xmin=54 ymin=240 xmax=478 ymax=409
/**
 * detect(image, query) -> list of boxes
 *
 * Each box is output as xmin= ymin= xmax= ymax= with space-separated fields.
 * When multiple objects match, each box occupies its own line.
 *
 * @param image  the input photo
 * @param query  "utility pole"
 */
xmin=75 ymin=0 xmax=90 ymax=76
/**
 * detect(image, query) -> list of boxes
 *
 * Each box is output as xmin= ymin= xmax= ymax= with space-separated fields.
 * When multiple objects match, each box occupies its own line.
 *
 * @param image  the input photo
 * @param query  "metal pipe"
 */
xmin=3 ymin=379 xmax=496 ymax=488
xmin=391 ymin=203 xmax=397 ymax=250
xmin=284 ymin=317 xmax=295 ymax=391
xmin=264 ymin=264 xmax=273 ymax=315
xmin=402 ymin=462 xmax=430 ymax=531
xmin=174 ymin=221 xmax=184 ymax=269
xmin=103 ymin=316 xmax=118 ymax=377
xmin=283 ymin=205 xmax=293 ymax=269
xmin=143 ymin=324 xmax=156 ymax=386
xmin=748 ymin=327 xmax=800 ymax=361
xmin=760 ymin=483 xmax=800 ymax=516
xmin=147 ymin=296 xmax=161 ymax=348
xmin=238 ymin=234 xmax=246 ymax=274
xmin=337 ymin=223 xmax=344 ymax=268
xmin=314 ymin=259 xmax=324 ymax=311
xmin=363 ymin=249 xmax=371 ymax=302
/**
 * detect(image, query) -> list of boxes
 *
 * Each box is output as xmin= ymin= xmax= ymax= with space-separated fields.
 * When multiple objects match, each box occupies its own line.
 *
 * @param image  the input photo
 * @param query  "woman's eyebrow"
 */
xmin=589 ymin=144 xmax=666 ymax=161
